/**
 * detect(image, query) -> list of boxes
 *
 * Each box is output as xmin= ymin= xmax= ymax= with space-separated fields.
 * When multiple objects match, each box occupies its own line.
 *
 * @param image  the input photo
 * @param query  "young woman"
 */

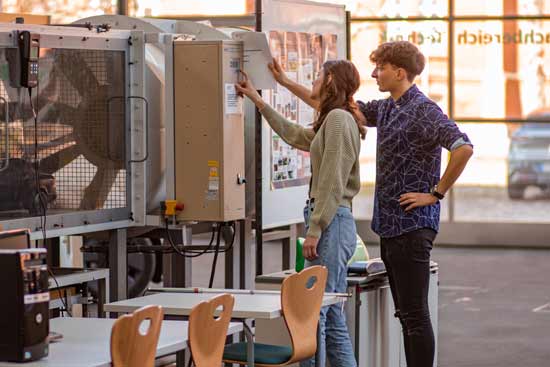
xmin=235 ymin=60 xmax=365 ymax=367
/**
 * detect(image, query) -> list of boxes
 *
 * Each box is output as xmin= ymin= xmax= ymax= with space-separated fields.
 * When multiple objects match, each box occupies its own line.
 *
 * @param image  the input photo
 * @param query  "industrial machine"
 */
xmin=67 ymin=16 xmax=251 ymax=294
xmin=74 ymin=15 xmax=250 ymax=225
xmin=0 ymin=22 xmax=146 ymax=239
xmin=0 ymin=231 xmax=49 ymax=362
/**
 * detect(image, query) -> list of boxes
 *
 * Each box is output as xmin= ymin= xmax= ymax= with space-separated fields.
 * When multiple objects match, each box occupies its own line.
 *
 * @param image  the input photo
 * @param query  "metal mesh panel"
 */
xmin=0 ymin=47 xmax=127 ymax=219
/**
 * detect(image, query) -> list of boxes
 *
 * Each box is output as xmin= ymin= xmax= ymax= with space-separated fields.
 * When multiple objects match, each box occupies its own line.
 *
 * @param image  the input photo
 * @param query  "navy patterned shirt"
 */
xmin=358 ymin=85 xmax=472 ymax=238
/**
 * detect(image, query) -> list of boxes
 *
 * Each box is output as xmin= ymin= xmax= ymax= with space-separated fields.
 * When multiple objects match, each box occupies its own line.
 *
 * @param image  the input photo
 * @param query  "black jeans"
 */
xmin=380 ymin=228 xmax=436 ymax=367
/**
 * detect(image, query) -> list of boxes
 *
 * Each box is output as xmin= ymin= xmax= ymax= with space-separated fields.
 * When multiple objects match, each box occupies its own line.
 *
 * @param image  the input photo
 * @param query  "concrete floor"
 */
xmin=365 ymin=244 xmax=550 ymax=367
xmin=188 ymin=235 xmax=550 ymax=367
xmin=432 ymin=246 xmax=550 ymax=367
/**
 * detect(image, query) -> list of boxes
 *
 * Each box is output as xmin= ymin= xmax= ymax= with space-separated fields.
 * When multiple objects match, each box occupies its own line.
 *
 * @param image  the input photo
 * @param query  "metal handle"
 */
xmin=106 ymin=95 xmax=149 ymax=164
xmin=0 ymin=96 xmax=9 ymax=172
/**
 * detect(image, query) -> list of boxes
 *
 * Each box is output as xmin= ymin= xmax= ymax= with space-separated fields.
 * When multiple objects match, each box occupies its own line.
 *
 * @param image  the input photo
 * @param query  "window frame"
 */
xmin=349 ymin=0 xmax=550 ymax=125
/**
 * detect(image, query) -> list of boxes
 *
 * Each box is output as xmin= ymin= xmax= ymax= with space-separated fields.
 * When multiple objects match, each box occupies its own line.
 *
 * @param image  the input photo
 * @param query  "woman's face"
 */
xmin=310 ymin=68 xmax=326 ymax=100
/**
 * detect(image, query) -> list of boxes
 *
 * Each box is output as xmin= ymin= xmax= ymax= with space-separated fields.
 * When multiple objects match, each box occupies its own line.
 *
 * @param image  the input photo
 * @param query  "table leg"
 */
xmin=108 ymin=228 xmax=127 ymax=303
xmin=82 ymin=283 xmax=88 ymax=317
xmin=97 ymin=277 xmax=107 ymax=318
xmin=243 ymin=319 xmax=255 ymax=366
xmin=176 ymin=350 xmax=185 ymax=367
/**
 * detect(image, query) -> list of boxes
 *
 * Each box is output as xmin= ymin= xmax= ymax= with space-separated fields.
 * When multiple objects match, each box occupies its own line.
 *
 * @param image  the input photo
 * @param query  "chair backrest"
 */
xmin=281 ymin=265 xmax=328 ymax=364
xmin=110 ymin=305 xmax=164 ymax=367
xmin=189 ymin=293 xmax=235 ymax=367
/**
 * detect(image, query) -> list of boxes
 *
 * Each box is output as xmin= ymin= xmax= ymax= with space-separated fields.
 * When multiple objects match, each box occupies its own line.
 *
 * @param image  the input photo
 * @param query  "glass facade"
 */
xmin=2 ymin=0 xmax=549 ymax=224
xmin=127 ymin=0 xmax=249 ymax=17
xmin=0 ymin=0 xmax=116 ymax=24
xmin=348 ymin=0 xmax=550 ymax=223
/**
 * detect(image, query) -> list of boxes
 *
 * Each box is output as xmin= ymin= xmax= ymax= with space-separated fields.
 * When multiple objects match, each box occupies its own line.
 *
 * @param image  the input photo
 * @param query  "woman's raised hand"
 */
xmin=235 ymin=71 xmax=258 ymax=99
xmin=268 ymin=58 xmax=289 ymax=85
xmin=235 ymin=70 xmax=265 ymax=108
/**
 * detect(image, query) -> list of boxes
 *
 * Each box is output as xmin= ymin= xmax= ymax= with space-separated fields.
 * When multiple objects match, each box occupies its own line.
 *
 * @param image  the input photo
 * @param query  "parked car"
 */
xmin=507 ymin=109 xmax=550 ymax=199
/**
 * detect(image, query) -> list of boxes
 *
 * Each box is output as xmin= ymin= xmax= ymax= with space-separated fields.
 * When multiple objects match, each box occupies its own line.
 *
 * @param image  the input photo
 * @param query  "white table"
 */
xmin=104 ymin=289 xmax=346 ymax=366
xmin=0 ymin=317 xmax=242 ymax=367
xmin=104 ymin=290 xmax=342 ymax=318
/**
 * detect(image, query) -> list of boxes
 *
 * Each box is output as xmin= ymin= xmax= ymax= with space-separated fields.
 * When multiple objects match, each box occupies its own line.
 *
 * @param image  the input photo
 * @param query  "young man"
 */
xmin=269 ymin=41 xmax=473 ymax=366
xmin=358 ymin=41 xmax=473 ymax=367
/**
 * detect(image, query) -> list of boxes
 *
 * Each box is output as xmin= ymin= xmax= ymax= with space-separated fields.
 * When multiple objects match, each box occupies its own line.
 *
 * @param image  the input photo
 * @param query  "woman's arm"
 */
xmin=235 ymin=73 xmax=315 ymax=151
xmin=268 ymin=58 xmax=319 ymax=110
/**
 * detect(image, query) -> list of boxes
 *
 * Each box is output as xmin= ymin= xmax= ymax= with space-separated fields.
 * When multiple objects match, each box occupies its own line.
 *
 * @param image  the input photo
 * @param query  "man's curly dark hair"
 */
xmin=370 ymin=41 xmax=426 ymax=82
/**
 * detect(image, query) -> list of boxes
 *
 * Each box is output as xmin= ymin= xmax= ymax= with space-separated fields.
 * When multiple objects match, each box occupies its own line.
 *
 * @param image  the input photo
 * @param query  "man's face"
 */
xmin=371 ymin=63 xmax=405 ymax=93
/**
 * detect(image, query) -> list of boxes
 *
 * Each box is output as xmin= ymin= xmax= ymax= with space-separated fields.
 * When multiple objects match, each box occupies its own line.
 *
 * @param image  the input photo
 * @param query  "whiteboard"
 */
xmin=261 ymin=0 xmax=347 ymax=229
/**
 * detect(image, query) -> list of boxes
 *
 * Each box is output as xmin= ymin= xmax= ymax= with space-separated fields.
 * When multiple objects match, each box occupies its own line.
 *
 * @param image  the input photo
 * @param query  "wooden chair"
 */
xmin=188 ymin=293 xmax=235 ymax=367
xmin=110 ymin=305 xmax=164 ymax=367
xmin=223 ymin=266 xmax=328 ymax=366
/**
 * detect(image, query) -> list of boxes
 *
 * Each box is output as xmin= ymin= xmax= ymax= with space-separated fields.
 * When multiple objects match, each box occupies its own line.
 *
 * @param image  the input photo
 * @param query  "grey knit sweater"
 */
xmin=260 ymin=105 xmax=361 ymax=238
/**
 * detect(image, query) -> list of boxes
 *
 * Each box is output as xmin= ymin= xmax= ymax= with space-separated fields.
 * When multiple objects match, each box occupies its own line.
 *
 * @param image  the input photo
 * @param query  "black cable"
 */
xmin=47 ymin=268 xmax=72 ymax=317
xmin=168 ymin=223 xmax=217 ymax=255
xmin=162 ymin=219 xmax=236 ymax=289
xmin=207 ymin=221 xmax=237 ymax=288
xmin=29 ymin=87 xmax=72 ymax=317
xmin=216 ymin=221 xmax=236 ymax=254
xmin=164 ymin=221 xmax=217 ymax=258
xmin=208 ymin=224 xmax=223 ymax=288
xmin=180 ymin=221 xmax=235 ymax=254
xmin=181 ymin=221 xmax=236 ymax=255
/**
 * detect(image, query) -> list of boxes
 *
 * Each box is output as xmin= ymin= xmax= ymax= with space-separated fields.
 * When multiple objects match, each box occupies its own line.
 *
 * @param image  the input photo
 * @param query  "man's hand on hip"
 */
xmin=399 ymin=193 xmax=438 ymax=212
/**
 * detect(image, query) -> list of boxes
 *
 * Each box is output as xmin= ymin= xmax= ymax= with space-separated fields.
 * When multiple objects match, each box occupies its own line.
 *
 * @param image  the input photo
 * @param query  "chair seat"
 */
xmin=223 ymin=342 xmax=292 ymax=365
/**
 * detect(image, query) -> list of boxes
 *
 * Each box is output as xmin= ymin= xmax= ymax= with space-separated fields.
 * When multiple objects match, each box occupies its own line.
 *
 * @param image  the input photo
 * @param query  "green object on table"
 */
xmin=349 ymin=234 xmax=369 ymax=264
xmin=295 ymin=237 xmax=305 ymax=272
xmin=295 ymin=234 xmax=369 ymax=272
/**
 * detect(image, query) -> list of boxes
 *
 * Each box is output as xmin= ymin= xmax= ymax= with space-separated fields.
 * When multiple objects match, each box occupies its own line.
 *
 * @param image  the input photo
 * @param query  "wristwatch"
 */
xmin=430 ymin=185 xmax=445 ymax=200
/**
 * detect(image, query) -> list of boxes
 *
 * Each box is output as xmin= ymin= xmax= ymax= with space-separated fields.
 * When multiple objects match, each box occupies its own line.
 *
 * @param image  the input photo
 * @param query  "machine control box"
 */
xmin=173 ymin=40 xmax=245 ymax=222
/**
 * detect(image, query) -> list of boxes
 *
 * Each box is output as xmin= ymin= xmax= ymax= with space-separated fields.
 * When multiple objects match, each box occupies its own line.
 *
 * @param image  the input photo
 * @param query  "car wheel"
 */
xmin=507 ymin=184 xmax=525 ymax=200
xmin=83 ymin=238 xmax=156 ymax=299
xmin=127 ymin=238 xmax=156 ymax=298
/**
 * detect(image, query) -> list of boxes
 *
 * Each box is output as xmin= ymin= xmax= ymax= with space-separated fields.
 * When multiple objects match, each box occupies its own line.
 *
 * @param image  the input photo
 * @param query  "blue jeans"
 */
xmin=300 ymin=204 xmax=357 ymax=367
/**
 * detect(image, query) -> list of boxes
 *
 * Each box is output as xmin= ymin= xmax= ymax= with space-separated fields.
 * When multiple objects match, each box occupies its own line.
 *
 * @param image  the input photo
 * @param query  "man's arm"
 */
xmin=399 ymin=145 xmax=473 ymax=211
xmin=268 ymin=59 xmax=319 ymax=109
xmin=436 ymin=144 xmax=473 ymax=195
xmin=357 ymin=100 xmax=379 ymax=128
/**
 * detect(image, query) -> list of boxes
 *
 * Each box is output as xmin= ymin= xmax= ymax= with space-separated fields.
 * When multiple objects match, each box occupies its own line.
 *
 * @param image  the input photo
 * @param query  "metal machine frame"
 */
xmin=0 ymin=23 xmax=146 ymax=240
xmin=73 ymin=16 xmax=254 ymax=293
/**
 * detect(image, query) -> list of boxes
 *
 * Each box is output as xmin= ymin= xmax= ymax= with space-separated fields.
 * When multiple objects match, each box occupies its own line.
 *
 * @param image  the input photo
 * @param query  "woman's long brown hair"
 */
xmin=313 ymin=60 xmax=367 ymax=139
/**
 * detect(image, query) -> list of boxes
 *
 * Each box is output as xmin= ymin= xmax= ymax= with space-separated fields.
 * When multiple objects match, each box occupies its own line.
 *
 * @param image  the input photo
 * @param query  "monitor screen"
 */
xmin=0 ymin=229 xmax=31 ymax=250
